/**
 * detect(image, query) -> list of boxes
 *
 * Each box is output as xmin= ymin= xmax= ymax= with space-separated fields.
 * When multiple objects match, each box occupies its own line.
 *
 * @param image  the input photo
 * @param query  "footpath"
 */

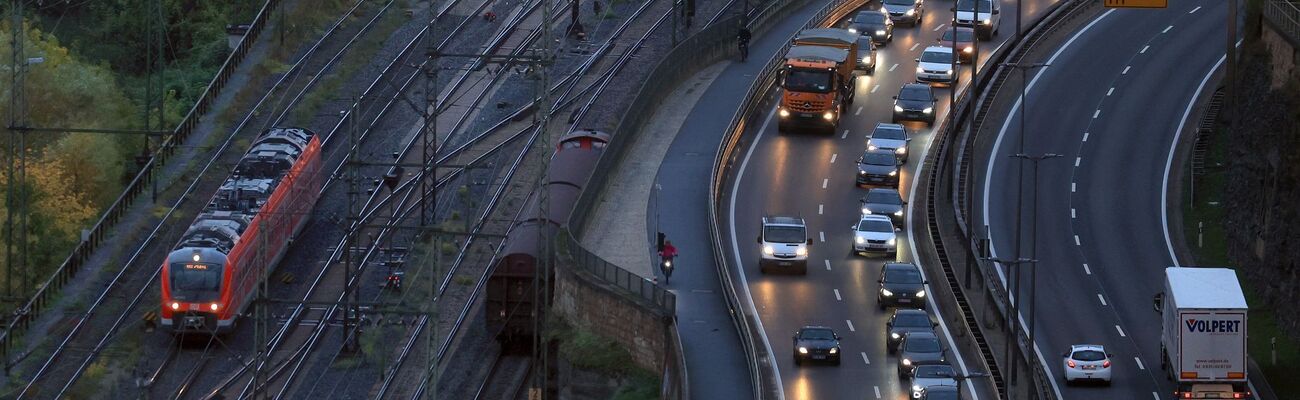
xmin=578 ymin=0 xmax=824 ymax=397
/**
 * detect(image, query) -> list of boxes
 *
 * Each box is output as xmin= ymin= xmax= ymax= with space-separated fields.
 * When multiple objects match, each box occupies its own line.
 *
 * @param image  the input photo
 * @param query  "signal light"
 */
xmin=1066 ymin=359 xmax=1075 ymax=368
xmin=170 ymin=302 xmax=180 ymax=310
xmin=210 ymin=303 xmax=219 ymax=311
xmin=1102 ymin=360 xmax=1111 ymax=368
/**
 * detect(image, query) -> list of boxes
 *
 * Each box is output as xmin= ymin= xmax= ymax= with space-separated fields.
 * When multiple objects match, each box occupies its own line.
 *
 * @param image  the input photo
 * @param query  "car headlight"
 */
xmin=876 ymin=30 xmax=886 ymax=35
xmin=856 ymin=236 xmax=866 ymax=244
xmin=913 ymin=385 xmax=924 ymax=392
xmin=891 ymin=332 xmax=901 ymax=339
xmin=849 ymin=27 xmax=859 ymax=34
xmin=763 ymin=245 xmax=775 ymax=255
xmin=923 ymin=107 xmax=933 ymax=114
xmin=894 ymin=105 xmax=904 ymax=112
xmin=916 ymin=289 xmax=926 ymax=298
xmin=868 ymin=143 xmax=878 ymax=151
xmin=859 ymin=170 xmax=867 ymax=175
xmin=863 ymin=56 xmax=873 ymax=64
xmin=799 ymin=347 xmax=809 ymax=354
xmin=916 ymin=66 xmax=925 ymax=74
xmin=778 ymin=108 xmax=790 ymax=118
xmin=829 ymin=347 xmax=839 ymax=354
xmin=889 ymin=170 xmax=898 ymax=176
xmin=862 ymin=208 xmax=872 ymax=214
xmin=822 ymin=111 xmax=835 ymax=121
xmin=944 ymin=69 xmax=953 ymax=75
xmin=882 ymin=288 xmax=894 ymax=296
xmin=905 ymin=9 xmax=915 ymax=15
xmin=902 ymin=358 xmax=913 ymax=365
xmin=895 ymin=147 xmax=907 ymax=154
xmin=795 ymin=247 xmax=808 ymax=256
xmin=887 ymin=236 xmax=896 ymax=245
xmin=894 ymin=210 xmax=904 ymax=216
xmin=982 ymin=18 xmax=992 ymax=25
xmin=963 ymin=46 xmax=974 ymax=53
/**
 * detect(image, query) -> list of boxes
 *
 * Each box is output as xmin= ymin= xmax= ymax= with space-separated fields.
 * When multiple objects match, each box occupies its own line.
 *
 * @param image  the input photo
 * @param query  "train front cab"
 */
xmin=160 ymin=247 xmax=235 ymax=334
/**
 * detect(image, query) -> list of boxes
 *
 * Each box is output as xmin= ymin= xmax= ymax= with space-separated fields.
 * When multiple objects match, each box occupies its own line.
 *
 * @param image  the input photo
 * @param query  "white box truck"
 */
xmin=1155 ymin=267 xmax=1251 ymax=399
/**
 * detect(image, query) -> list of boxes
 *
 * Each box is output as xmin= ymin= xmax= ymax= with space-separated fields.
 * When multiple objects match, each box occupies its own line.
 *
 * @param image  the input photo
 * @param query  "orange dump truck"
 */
xmin=778 ymin=28 xmax=859 ymax=134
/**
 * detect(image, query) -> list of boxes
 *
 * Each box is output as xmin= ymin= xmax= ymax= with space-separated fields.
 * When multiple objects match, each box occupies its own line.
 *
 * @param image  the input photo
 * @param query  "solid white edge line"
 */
xmin=981 ymin=10 xmax=1116 ymax=400
xmin=728 ymin=107 xmax=785 ymax=399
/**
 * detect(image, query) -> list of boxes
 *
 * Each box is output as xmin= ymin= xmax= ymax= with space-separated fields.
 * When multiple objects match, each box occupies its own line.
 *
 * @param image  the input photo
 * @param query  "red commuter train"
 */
xmin=160 ymin=128 xmax=322 ymax=334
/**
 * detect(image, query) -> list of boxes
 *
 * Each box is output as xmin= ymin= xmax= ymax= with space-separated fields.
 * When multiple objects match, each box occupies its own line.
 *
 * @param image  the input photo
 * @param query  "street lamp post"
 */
xmin=1011 ymin=152 xmax=1061 ymax=367
xmin=983 ymin=255 xmax=1034 ymax=394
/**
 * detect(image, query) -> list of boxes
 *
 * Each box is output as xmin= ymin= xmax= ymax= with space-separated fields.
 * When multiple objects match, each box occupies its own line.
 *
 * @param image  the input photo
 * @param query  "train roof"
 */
xmin=559 ymin=129 xmax=611 ymax=145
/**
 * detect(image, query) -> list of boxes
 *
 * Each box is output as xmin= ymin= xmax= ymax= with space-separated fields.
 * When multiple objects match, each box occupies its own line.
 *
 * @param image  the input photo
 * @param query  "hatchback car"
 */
xmin=856 ymin=36 xmax=878 ymax=73
xmin=882 ymin=0 xmax=924 ymax=26
xmin=792 ymin=326 xmax=842 ymax=365
xmin=878 ymin=262 xmax=926 ymax=309
xmin=938 ymin=27 xmax=977 ymax=62
xmin=868 ymin=123 xmax=911 ymax=163
xmin=916 ymin=46 xmax=958 ymax=87
xmin=892 ymin=83 xmax=937 ymax=125
xmin=848 ymin=10 xmax=893 ymax=45
xmin=853 ymin=214 xmax=897 ymax=256
xmin=909 ymin=365 xmax=957 ymax=398
xmin=919 ymin=385 xmax=960 ymax=400
xmin=897 ymin=331 xmax=946 ymax=377
xmin=887 ymin=308 xmax=935 ymax=352
xmin=856 ymin=149 xmax=901 ymax=187
xmin=1062 ymin=344 xmax=1112 ymax=385
xmin=861 ymin=188 xmax=906 ymax=226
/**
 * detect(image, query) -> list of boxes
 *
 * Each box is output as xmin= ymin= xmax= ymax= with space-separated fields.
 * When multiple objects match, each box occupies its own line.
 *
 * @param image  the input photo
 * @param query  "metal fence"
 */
xmin=559 ymin=232 xmax=677 ymax=313
xmin=0 ymin=0 xmax=281 ymax=364
xmin=1265 ymin=0 xmax=1300 ymax=48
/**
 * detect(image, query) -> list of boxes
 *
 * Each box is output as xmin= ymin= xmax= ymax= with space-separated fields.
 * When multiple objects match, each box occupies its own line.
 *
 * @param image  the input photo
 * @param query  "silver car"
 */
xmin=868 ymin=123 xmax=911 ymax=163
xmin=852 ymin=214 xmax=897 ymax=256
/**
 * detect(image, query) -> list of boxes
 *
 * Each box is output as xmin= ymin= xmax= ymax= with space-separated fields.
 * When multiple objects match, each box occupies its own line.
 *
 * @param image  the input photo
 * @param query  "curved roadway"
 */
xmin=721 ymin=0 xmax=1055 ymax=397
xmin=977 ymin=1 xmax=1245 ymax=399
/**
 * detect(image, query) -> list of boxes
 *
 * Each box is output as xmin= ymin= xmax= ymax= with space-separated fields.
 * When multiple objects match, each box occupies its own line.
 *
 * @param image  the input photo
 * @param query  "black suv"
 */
xmin=856 ymin=149 xmax=901 ymax=187
xmin=892 ymin=83 xmax=937 ymax=125
xmin=792 ymin=326 xmax=842 ymax=365
xmin=877 ymin=262 xmax=927 ymax=309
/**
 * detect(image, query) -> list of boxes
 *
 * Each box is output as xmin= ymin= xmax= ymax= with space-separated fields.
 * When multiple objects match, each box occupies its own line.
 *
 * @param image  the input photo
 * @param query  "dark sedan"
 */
xmin=886 ymin=308 xmax=936 ymax=352
xmin=792 ymin=326 xmax=842 ymax=365
xmin=856 ymin=150 xmax=900 ymax=187
xmin=892 ymin=83 xmax=937 ymax=125
xmin=938 ymin=27 xmax=977 ymax=62
xmin=861 ymin=188 xmax=906 ymax=226
xmin=877 ymin=262 xmax=927 ymax=309
xmin=920 ymin=385 xmax=960 ymax=400
xmin=848 ymin=10 xmax=893 ymax=45
xmin=897 ymin=331 xmax=946 ymax=377
xmin=857 ymin=36 xmax=878 ymax=73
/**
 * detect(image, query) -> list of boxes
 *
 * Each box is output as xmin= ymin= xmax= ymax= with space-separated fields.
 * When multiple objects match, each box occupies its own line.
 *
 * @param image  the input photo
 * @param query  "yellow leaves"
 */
xmin=27 ymin=148 xmax=98 ymax=236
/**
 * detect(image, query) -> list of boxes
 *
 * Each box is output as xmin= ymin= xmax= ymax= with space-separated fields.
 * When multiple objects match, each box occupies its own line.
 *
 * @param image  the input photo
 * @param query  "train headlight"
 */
xmin=210 ymin=303 xmax=220 ymax=311
xmin=192 ymin=252 xmax=201 ymax=262
xmin=170 ymin=302 xmax=180 ymax=310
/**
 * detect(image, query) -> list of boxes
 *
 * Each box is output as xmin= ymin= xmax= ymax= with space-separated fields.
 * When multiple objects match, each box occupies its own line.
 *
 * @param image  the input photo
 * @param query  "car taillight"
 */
xmin=1181 ymin=392 xmax=1192 ymax=399
xmin=1102 ymin=360 xmax=1111 ymax=368
xmin=1067 ymin=360 xmax=1076 ymax=368
xmin=1233 ymin=394 xmax=1244 ymax=399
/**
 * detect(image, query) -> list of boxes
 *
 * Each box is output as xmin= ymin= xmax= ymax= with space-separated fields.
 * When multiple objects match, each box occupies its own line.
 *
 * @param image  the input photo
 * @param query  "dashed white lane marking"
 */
xmin=842 ymin=130 xmax=849 ymax=139
xmin=1116 ymin=325 xmax=1126 ymax=337
xmin=1135 ymin=357 xmax=1145 ymax=370
xmin=825 ymin=259 xmax=832 ymax=270
xmin=1074 ymin=235 xmax=1081 ymax=246
xmin=834 ymin=289 xmax=842 ymax=301
xmin=820 ymin=231 xmax=826 ymax=242
xmin=910 ymin=43 xmax=921 ymax=51
xmin=1189 ymin=5 xmax=1201 ymax=13
xmin=1071 ymin=208 xmax=1077 ymax=219
xmin=1163 ymin=25 xmax=1173 ymax=33
xmin=1152 ymin=392 xmax=1161 ymax=400
xmin=1083 ymin=263 xmax=1092 ymax=275
xmin=1107 ymin=87 xmax=1114 ymax=96
xmin=1075 ymin=156 xmax=1082 ymax=167
xmin=819 ymin=204 xmax=824 ymax=215
xmin=831 ymin=153 xmax=838 ymax=163
xmin=889 ymin=63 xmax=899 ymax=72
xmin=874 ymin=386 xmax=882 ymax=398
xmin=1140 ymin=45 xmax=1149 ymax=54
xmin=1083 ymin=131 xmax=1090 ymax=141
xmin=1122 ymin=65 xmax=1131 ymax=74
xmin=1098 ymin=294 xmax=1107 ymax=306
xmin=863 ymin=352 xmax=872 ymax=365
xmin=847 ymin=319 xmax=856 ymax=332
xmin=933 ymin=23 xmax=946 ymax=31
xmin=1093 ymin=109 xmax=1101 ymax=118
xmin=856 ymin=107 xmax=863 ymax=115
xmin=823 ymin=178 xmax=829 ymax=188
xmin=1072 ymin=182 xmax=1077 ymax=192
xmin=872 ymin=84 xmax=880 ymax=93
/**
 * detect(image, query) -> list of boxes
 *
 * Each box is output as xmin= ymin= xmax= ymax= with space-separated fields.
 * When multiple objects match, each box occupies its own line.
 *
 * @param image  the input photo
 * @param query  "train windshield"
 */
xmin=169 ymin=263 xmax=223 ymax=302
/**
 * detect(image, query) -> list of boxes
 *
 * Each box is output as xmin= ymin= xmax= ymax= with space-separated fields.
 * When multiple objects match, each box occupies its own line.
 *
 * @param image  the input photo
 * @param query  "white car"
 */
xmin=915 ymin=46 xmax=957 ymax=87
xmin=852 ymin=214 xmax=897 ymax=256
xmin=908 ymin=364 xmax=957 ymax=398
xmin=1062 ymin=344 xmax=1113 ymax=385
xmin=953 ymin=0 xmax=1000 ymax=40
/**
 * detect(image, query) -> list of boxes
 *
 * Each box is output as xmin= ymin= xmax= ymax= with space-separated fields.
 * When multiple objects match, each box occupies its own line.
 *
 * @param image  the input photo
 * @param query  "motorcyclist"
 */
xmin=659 ymin=240 xmax=678 ymax=261
xmin=737 ymin=26 xmax=753 ymax=61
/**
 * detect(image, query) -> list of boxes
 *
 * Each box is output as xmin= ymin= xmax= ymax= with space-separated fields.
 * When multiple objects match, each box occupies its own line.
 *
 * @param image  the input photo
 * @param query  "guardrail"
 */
xmin=1 ymin=0 xmax=280 ymax=367
xmin=558 ymin=233 xmax=677 ymax=313
xmin=1264 ymin=0 xmax=1300 ymax=48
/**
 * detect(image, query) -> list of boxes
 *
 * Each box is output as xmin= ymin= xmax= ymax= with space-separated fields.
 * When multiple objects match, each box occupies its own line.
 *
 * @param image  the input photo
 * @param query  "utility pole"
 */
xmin=1011 ymin=152 xmax=1061 ymax=372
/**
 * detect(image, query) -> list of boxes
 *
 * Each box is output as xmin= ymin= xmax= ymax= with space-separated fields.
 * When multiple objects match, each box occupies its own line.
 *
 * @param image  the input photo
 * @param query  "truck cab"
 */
xmin=758 ymin=216 xmax=811 ymax=274
xmin=778 ymin=29 xmax=860 ymax=134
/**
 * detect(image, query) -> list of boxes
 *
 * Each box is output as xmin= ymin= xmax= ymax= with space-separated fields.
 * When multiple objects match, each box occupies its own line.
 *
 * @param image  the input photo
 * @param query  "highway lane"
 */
xmin=978 ymin=1 xmax=1237 ymax=399
xmin=721 ymin=0 xmax=1057 ymax=397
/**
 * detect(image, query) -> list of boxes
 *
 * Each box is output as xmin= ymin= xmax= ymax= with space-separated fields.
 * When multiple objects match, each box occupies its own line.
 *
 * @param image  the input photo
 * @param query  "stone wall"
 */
xmin=552 ymin=259 xmax=672 ymax=372
xmin=1262 ymin=23 xmax=1297 ymax=89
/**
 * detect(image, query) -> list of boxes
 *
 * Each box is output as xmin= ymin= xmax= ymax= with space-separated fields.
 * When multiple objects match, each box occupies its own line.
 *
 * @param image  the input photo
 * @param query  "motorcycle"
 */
xmin=660 ymin=256 xmax=675 ymax=284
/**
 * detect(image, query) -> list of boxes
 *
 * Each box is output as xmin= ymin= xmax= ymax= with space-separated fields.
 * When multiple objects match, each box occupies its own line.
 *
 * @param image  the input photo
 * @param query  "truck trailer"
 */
xmin=1156 ymin=266 xmax=1251 ymax=399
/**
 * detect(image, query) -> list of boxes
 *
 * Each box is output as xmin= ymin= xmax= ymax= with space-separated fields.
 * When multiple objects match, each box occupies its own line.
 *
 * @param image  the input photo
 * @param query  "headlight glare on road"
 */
xmin=763 ymin=245 xmax=775 ymax=255
xmin=882 ymin=288 xmax=894 ymax=297
xmin=799 ymin=347 xmax=809 ymax=354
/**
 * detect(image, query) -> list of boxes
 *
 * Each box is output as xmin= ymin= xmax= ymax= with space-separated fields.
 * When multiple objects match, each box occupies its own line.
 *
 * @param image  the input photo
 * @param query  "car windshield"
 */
xmin=873 ymin=126 xmax=907 ymax=140
xmin=899 ymin=86 xmax=930 ymax=101
xmin=862 ymin=152 xmax=896 ymax=165
xmin=956 ymin=0 xmax=994 ymax=11
xmin=885 ymin=266 xmax=923 ymax=283
xmin=907 ymin=336 xmax=942 ymax=352
xmin=884 ymin=0 xmax=916 ymax=5
xmin=914 ymin=365 xmax=955 ymax=378
xmin=858 ymin=38 xmax=875 ymax=51
xmin=942 ymin=29 xmax=975 ymax=42
xmin=168 ymin=262 xmax=223 ymax=302
xmin=801 ymin=328 xmax=835 ymax=340
xmin=854 ymin=12 xmax=886 ymax=24
xmin=866 ymin=190 xmax=902 ymax=205
xmin=1072 ymin=350 xmax=1106 ymax=361
xmin=894 ymin=313 xmax=931 ymax=327
xmin=783 ymin=69 xmax=834 ymax=93
xmin=857 ymin=219 xmax=894 ymax=232
xmin=764 ymin=226 xmax=806 ymax=243
xmin=920 ymin=50 xmax=952 ymax=64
